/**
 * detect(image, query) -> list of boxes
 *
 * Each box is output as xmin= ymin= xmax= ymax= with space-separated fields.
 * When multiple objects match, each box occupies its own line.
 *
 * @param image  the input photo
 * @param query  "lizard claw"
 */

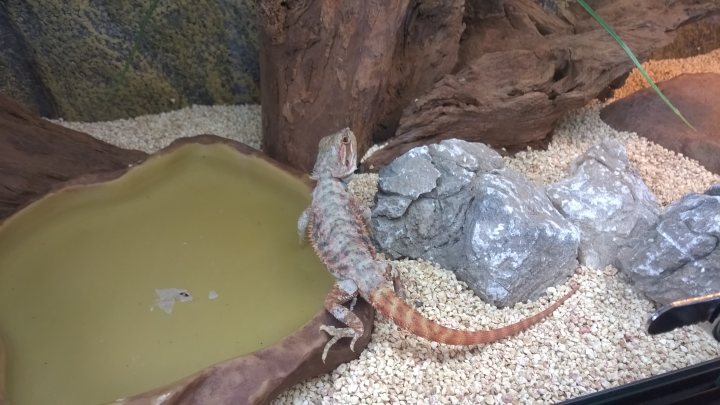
xmin=319 ymin=325 xmax=361 ymax=363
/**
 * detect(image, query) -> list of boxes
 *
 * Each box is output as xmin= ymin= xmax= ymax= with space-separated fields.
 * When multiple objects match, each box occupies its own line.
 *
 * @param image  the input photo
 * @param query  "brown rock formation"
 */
xmin=601 ymin=73 xmax=720 ymax=175
xmin=0 ymin=1 xmax=259 ymax=121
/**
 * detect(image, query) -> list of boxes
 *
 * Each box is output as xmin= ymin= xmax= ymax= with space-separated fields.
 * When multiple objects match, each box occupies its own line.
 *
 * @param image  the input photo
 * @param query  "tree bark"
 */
xmin=257 ymin=0 xmax=720 ymax=172
xmin=0 ymin=95 xmax=147 ymax=220
xmin=257 ymin=0 xmax=465 ymax=172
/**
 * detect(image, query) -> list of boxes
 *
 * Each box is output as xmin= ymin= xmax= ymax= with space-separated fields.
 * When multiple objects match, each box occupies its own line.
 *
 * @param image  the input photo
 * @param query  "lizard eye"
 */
xmin=341 ymin=135 xmax=350 ymax=144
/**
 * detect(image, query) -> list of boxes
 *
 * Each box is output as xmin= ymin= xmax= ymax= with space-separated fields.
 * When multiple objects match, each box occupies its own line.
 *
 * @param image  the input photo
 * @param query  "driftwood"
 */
xmin=364 ymin=0 xmax=720 ymax=170
xmin=257 ymin=0 xmax=465 ymax=172
xmin=0 ymin=95 xmax=147 ymax=220
xmin=257 ymin=0 xmax=720 ymax=172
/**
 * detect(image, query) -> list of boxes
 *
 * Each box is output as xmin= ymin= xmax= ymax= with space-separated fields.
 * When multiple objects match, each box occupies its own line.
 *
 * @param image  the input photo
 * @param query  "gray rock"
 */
xmin=377 ymin=146 xmax=440 ymax=199
xmin=706 ymin=184 xmax=720 ymax=197
xmin=616 ymin=189 xmax=720 ymax=304
xmin=373 ymin=195 xmax=413 ymax=219
xmin=459 ymin=169 xmax=580 ymax=306
xmin=547 ymin=140 xmax=660 ymax=269
xmin=426 ymin=139 xmax=504 ymax=198
xmin=372 ymin=139 xmax=579 ymax=306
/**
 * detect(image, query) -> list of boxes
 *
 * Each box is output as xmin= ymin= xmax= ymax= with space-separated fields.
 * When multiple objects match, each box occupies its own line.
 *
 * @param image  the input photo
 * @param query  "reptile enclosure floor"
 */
xmin=0 ymin=143 xmax=333 ymax=404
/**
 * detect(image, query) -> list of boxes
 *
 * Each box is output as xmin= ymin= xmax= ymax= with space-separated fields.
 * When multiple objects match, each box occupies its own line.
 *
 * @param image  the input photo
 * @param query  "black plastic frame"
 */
xmin=560 ymin=357 xmax=720 ymax=404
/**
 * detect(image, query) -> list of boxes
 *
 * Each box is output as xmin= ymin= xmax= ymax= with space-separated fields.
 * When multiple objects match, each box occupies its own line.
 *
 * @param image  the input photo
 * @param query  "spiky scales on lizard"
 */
xmin=299 ymin=128 xmax=579 ymax=362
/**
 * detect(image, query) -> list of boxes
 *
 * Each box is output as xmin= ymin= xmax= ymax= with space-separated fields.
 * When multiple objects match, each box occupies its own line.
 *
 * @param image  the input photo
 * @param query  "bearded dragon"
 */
xmin=299 ymin=128 xmax=579 ymax=362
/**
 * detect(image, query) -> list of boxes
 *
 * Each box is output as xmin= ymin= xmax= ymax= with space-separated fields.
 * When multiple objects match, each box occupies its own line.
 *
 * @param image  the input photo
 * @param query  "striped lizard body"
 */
xmin=299 ymin=128 xmax=578 ymax=362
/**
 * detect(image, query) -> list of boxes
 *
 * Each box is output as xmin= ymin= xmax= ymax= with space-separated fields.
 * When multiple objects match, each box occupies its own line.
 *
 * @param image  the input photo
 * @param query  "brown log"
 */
xmin=362 ymin=0 xmax=720 ymax=170
xmin=257 ymin=0 xmax=465 ymax=172
xmin=0 ymin=95 xmax=147 ymax=220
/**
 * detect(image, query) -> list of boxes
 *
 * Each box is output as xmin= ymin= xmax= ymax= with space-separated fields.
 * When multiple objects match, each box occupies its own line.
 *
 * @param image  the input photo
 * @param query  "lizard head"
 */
xmin=311 ymin=128 xmax=357 ymax=180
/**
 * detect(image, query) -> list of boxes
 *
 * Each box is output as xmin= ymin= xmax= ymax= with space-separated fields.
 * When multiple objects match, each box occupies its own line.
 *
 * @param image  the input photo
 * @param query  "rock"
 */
xmin=373 ymin=140 xmax=502 ymax=260
xmin=372 ymin=139 xmax=578 ymax=306
xmin=377 ymin=147 xmax=440 ymax=200
xmin=601 ymin=73 xmax=720 ymax=174
xmin=547 ymin=140 xmax=660 ymax=269
xmin=615 ymin=186 xmax=720 ymax=304
xmin=0 ymin=1 xmax=259 ymax=121
xmin=461 ymin=169 xmax=580 ymax=306
xmin=706 ymin=184 xmax=720 ymax=197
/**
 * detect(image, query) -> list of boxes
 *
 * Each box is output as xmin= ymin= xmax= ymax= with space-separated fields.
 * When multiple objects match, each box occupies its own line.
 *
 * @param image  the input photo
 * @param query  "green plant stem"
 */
xmin=576 ymin=0 xmax=695 ymax=131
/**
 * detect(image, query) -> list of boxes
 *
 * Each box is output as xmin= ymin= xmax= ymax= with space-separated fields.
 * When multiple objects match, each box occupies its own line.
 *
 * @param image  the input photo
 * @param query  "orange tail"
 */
xmin=367 ymin=283 xmax=578 ymax=345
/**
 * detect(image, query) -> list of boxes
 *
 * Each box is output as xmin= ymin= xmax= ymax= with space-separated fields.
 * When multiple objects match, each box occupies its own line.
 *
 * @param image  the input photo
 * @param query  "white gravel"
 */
xmin=505 ymin=103 xmax=720 ymax=206
xmin=51 ymin=104 xmax=262 ymax=153
xmin=52 ymin=49 xmax=720 ymax=404
xmin=612 ymin=48 xmax=720 ymax=99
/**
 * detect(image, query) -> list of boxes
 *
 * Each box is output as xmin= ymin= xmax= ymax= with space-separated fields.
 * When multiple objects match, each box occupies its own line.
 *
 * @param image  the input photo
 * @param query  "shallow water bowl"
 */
xmin=0 ymin=136 xmax=373 ymax=405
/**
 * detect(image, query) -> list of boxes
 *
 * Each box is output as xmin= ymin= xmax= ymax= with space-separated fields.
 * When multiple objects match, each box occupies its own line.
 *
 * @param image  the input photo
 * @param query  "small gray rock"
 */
xmin=616 ymin=190 xmax=720 ymax=304
xmin=547 ymin=140 xmax=660 ymax=269
xmin=427 ymin=139 xmax=504 ymax=198
xmin=705 ymin=183 xmax=720 ymax=197
xmin=373 ymin=195 xmax=413 ymax=219
xmin=377 ymin=146 xmax=440 ymax=199
xmin=372 ymin=139 xmax=578 ymax=306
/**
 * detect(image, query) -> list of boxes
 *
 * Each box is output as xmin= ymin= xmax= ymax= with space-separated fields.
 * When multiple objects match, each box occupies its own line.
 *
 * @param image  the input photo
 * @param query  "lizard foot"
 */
xmin=319 ymin=325 xmax=360 ymax=363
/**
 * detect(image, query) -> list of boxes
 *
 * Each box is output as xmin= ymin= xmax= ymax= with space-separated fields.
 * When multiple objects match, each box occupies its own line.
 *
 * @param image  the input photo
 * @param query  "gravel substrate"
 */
xmin=612 ymin=48 xmax=720 ymax=99
xmin=52 ymin=50 xmax=720 ymax=404
xmin=504 ymin=104 xmax=720 ymax=206
xmin=51 ymin=104 xmax=262 ymax=153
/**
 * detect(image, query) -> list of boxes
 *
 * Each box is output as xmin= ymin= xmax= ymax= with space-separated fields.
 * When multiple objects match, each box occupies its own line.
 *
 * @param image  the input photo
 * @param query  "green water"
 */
xmin=0 ymin=144 xmax=332 ymax=405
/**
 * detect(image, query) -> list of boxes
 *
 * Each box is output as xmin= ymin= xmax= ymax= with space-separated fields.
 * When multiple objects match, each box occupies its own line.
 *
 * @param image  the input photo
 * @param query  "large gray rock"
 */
xmin=459 ymin=169 xmax=580 ymax=306
xmin=616 ymin=185 xmax=720 ymax=304
xmin=547 ymin=140 xmax=660 ymax=269
xmin=372 ymin=140 xmax=503 ymax=260
xmin=372 ymin=139 xmax=579 ymax=306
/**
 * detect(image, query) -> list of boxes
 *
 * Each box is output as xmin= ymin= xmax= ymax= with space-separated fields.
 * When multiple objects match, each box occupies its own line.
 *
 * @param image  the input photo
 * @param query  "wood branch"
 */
xmin=257 ymin=0 xmax=465 ymax=172
xmin=362 ymin=0 xmax=720 ymax=170
xmin=0 ymin=95 xmax=147 ymax=220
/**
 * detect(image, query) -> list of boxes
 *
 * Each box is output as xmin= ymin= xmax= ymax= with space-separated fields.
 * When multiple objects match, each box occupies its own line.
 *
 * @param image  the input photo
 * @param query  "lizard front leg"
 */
xmin=320 ymin=279 xmax=364 ymax=363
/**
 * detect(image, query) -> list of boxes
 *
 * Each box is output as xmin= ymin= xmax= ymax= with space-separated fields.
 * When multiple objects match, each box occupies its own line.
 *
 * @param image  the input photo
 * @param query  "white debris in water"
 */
xmin=208 ymin=290 xmax=219 ymax=300
xmin=154 ymin=288 xmax=193 ymax=314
